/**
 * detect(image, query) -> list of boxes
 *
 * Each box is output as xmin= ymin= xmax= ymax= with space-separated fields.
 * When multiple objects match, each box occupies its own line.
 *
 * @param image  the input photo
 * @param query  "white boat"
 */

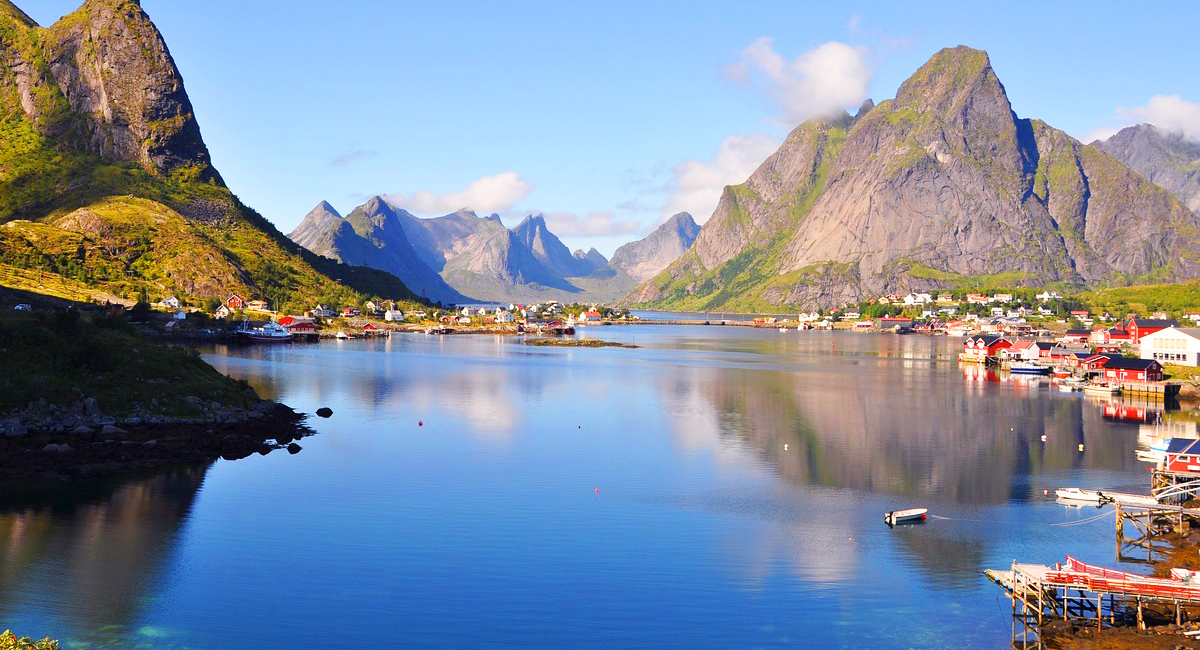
xmin=1009 ymin=361 xmax=1050 ymax=375
xmin=235 ymin=321 xmax=292 ymax=343
xmin=1083 ymin=383 xmax=1121 ymax=396
xmin=1053 ymin=487 xmax=1160 ymax=507
xmin=884 ymin=508 xmax=927 ymax=526
xmin=336 ymin=331 xmax=350 ymax=340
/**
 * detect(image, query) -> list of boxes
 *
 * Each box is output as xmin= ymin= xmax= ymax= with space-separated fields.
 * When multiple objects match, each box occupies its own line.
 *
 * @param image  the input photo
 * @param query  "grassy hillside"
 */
xmin=0 ymin=1 xmax=426 ymax=313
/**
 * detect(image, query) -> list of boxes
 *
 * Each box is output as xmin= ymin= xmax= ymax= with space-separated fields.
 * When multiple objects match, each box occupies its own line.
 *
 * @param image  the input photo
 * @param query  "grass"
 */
xmin=0 ymin=309 xmax=258 ymax=417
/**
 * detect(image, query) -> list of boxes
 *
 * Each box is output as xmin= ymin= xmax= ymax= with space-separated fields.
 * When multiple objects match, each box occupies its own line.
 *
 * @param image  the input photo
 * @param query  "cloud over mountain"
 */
xmin=388 ymin=172 xmax=534 ymax=215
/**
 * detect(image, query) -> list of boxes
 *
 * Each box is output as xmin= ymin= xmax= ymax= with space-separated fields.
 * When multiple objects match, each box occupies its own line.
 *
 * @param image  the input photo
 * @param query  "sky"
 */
xmin=24 ymin=1 xmax=1200 ymax=257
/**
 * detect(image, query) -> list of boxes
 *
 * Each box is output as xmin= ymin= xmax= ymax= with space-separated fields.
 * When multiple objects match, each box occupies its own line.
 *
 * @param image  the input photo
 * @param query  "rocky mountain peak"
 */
xmin=1096 ymin=123 xmax=1200 ymax=213
xmin=895 ymin=46 xmax=1005 ymax=116
xmin=312 ymin=200 xmax=341 ymax=218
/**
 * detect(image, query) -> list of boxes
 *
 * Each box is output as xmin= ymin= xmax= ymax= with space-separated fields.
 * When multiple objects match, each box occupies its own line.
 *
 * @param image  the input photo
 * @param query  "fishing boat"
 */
xmin=1058 ymin=384 xmax=1079 ymax=393
xmin=1083 ymin=382 xmax=1121 ymax=396
xmin=235 ymin=321 xmax=292 ymax=343
xmin=884 ymin=508 xmax=927 ymax=526
xmin=1009 ymin=361 xmax=1050 ymax=375
xmin=336 ymin=331 xmax=351 ymax=340
xmin=1051 ymin=367 xmax=1071 ymax=379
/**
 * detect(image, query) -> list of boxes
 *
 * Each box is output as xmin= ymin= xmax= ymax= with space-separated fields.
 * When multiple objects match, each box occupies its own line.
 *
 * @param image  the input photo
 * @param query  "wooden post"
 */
xmin=1116 ymin=502 xmax=1124 ymax=561
xmin=1137 ymin=598 xmax=1145 ymax=630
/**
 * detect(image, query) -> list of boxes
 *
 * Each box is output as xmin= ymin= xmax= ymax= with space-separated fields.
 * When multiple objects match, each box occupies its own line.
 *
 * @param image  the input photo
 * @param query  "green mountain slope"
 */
xmin=0 ymin=0 xmax=419 ymax=311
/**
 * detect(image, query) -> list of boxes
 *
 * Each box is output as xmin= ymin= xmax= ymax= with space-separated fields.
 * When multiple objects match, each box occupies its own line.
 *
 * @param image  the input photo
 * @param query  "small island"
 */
xmin=523 ymin=338 xmax=638 ymax=348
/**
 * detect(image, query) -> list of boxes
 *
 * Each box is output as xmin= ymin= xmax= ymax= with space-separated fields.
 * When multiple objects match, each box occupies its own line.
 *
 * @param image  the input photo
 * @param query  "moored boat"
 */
xmin=1009 ymin=361 xmax=1050 ymax=375
xmin=235 ymin=321 xmax=293 ymax=343
xmin=1083 ymin=382 xmax=1121 ymax=396
xmin=884 ymin=508 xmax=927 ymax=526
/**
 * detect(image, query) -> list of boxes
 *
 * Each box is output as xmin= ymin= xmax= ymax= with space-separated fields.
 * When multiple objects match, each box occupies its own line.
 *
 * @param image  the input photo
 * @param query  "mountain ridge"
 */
xmin=1095 ymin=124 xmax=1200 ymax=214
xmin=630 ymin=46 xmax=1200 ymax=311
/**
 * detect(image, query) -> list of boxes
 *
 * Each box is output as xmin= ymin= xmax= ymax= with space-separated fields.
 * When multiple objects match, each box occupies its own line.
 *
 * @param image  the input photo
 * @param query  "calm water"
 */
xmin=0 ymin=327 xmax=1181 ymax=649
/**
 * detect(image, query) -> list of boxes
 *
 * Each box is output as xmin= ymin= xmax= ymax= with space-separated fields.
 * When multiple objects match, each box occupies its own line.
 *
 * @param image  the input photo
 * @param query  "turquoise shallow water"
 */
xmin=0 ymin=327 xmax=1168 ymax=649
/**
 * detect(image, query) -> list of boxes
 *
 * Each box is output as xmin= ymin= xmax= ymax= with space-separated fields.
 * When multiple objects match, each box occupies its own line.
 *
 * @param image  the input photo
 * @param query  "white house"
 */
xmin=496 ymin=311 xmax=515 ymax=324
xmin=903 ymin=293 xmax=933 ymax=305
xmin=312 ymin=305 xmax=334 ymax=318
xmin=384 ymin=309 xmax=405 ymax=322
xmin=172 ymin=310 xmax=187 ymax=321
xmin=214 ymin=305 xmax=231 ymax=319
xmin=1036 ymin=291 xmax=1061 ymax=302
xmin=991 ymin=293 xmax=1013 ymax=303
xmin=158 ymin=296 xmax=181 ymax=309
xmin=1140 ymin=327 xmax=1200 ymax=367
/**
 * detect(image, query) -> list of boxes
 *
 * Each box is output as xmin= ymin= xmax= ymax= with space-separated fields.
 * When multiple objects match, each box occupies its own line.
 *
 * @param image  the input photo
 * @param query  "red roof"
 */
xmin=278 ymin=316 xmax=296 ymax=326
xmin=362 ymin=323 xmax=377 ymax=330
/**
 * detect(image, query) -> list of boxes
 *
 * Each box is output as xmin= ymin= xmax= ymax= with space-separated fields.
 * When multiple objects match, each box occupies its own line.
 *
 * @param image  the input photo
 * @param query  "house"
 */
xmin=1101 ymin=358 xmax=1164 ymax=383
xmin=937 ymin=293 xmax=956 ymax=304
xmin=1061 ymin=329 xmax=1091 ymax=344
xmin=158 ymin=296 xmax=181 ymax=309
xmin=580 ymin=310 xmax=603 ymax=322
xmin=903 ymin=293 xmax=933 ymax=305
xmin=1036 ymin=291 xmax=1061 ymax=302
xmin=164 ymin=320 xmax=179 ymax=332
xmin=1127 ymin=318 xmax=1179 ymax=345
xmin=226 ymin=294 xmax=246 ymax=310
xmin=496 ymin=311 xmax=515 ymax=324
xmin=214 ymin=305 xmax=231 ymax=319
xmin=172 ymin=310 xmax=187 ymax=321
xmin=1164 ymin=439 xmax=1200 ymax=473
xmin=384 ymin=309 xmax=405 ymax=322
xmin=966 ymin=293 xmax=989 ymax=304
xmin=364 ymin=301 xmax=381 ymax=313
xmin=281 ymin=317 xmax=317 ymax=334
xmin=963 ymin=335 xmax=1012 ymax=359
xmin=1186 ymin=312 xmax=1200 ymax=324
xmin=1006 ymin=340 xmax=1038 ymax=360
xmin=312 ymin=305 xmax=334 ymax=318
xmin=362 ymin=323 xmax=377 ymax=331
xmin=991 ymin=293 xmax=1013 ymax=303
xmin=247 ymin=299 xmax=269 ymax=311
xmin=410 ymin=310 xmax=427 ymax=319
xmin=457 ymin=316 xmax=472 ymax=325
xmin=1140 ymin=327 xmax=1200 ymax=367
xmin=341 ymin=307 xmax=361 ymax=318
xmin=1070 ymin=310 xmax=1089 ymax=319
xmin=1076 ymin=354 xmax=1117 ymax=372
xmin=875 ymin=316 xmax=913 ymax=330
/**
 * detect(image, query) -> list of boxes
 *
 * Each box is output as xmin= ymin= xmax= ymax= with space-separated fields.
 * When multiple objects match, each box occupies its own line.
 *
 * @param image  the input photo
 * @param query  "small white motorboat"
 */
xmin=884 ymin=508 xmax=928 ymax=526
xmin=1055 ymin=487 xmax=1100 ymax=502
xmin=1083 ymin=383 xmax=1121 ymax=396
xmin=1054 ymin=487 xmax=1160 ymax=507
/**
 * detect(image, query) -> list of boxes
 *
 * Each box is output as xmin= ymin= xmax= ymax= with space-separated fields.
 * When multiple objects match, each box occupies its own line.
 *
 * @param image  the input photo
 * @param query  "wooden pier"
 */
xmin=1119 ymin=382 xmax=1180 ymax=401
xmin=990 ymin=557 xmax=1200 ymax=649
xmin=1113 ymin=501 xmax=1195 ymax=563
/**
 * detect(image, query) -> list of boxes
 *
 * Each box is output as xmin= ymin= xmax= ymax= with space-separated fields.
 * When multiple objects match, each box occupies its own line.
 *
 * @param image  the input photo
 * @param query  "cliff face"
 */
xmin=1095 ymin=124 xmax=1200 ymax=214
xmin=632 ymin=47 xmax=1200 ymax=311
xmin=0 ymin=0 xmax=418 ymax=307
xmin=609 ymin=212 xmax=699 ymax=282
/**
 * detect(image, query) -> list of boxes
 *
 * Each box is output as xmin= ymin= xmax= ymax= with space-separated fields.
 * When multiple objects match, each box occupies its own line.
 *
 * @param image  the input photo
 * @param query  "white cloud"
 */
xmin=540 ymin=211 xmax=641 ymax=238
xmin=662 ymin=133 xmax=780 ymax=223
xmin=725 ymin=38 xmax=872 ymax=126
xmin=1082 ymin=95 xmax=1200 ymax=144
xmin=1121 ymin=95 xmax=1200 ymax=142
xmin=387 ymin=172 xmax=533 ymax=215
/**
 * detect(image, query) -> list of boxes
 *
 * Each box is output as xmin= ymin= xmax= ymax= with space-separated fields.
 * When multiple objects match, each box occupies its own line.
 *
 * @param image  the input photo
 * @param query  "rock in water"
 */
xmin=316 ymin=407 xmax=333 ymax=418
xmin=287 ymin=443 xmax=301 ymax=454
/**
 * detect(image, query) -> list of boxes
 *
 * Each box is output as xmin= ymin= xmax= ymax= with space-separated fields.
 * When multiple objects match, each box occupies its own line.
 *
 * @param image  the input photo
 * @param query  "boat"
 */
xmin=1053 ymin=487 xmax=1160 ymax=507
xmin=1058 ymin=384 xmax=1079 ymax=393
xmin=779 ymin=327 xmax=789 ymax=332
xmin=1051 ymin=367 xmax=1071 ymax=379
xmin=1063 ymin=376 xmax=1086 ymax=385
xmin=884 ymin=508 xmax=927 ymax=526
xmin=336 ymin=331 xmax=352 ymax=340
xmin=235 ymin=321 xmax=293 ymax=343
xmin=1009 ymin=361 xmax=1050 ymax=375
xmin=1083 ymin=383 xmax=1121 ymax=396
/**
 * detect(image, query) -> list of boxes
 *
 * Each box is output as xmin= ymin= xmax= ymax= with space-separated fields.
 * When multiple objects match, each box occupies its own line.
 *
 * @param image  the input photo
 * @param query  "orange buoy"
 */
xmin=595 ymin=488 xmax=599 ymax=494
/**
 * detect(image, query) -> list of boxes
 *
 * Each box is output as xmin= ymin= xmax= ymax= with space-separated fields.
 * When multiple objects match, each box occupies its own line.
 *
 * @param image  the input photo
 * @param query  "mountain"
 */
xmin=609 ymin=212 xmax=700 ymax=282
xmin=511 ymin=214 xmax=601 ymax=278
xmin=1094 ymin=124 xmax=1200 ymax=213
xmin=630 ymin=46 xmax=1200 ymax=311
xmin=0 ymin=0 xmax=418 ymax=309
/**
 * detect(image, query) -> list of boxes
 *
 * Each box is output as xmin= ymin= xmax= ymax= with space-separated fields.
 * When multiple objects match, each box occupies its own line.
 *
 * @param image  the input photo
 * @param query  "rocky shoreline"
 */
xmin=0 ymin=398 xmax=311 ymax=478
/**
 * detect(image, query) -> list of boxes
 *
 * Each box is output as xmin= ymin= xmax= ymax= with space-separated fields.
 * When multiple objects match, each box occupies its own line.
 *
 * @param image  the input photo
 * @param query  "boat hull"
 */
xmin=884 ymin=508 xmax=928 ymax=526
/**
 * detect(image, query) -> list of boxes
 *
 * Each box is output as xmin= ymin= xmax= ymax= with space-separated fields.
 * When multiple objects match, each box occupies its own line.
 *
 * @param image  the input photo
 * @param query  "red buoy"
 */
xmin=595 ymin=488 xmax=599 ymax=494
xmin=418 ymin=421 xmax=424 ymax=426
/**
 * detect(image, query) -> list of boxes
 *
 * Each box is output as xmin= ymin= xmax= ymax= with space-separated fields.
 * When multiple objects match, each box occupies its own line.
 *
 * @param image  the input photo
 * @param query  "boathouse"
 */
xmin=1101 ymin=358 xmax=1164 ymax=383
xmin=1140 ymin=327 xmax=1200 ymax=367
xmin=963 ymin=335 xmax=1011 ymax=359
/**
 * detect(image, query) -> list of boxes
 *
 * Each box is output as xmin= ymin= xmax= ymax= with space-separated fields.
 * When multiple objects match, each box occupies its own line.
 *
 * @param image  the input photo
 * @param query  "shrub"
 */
xmin=0 ymin=631 xmax=59 ymax=650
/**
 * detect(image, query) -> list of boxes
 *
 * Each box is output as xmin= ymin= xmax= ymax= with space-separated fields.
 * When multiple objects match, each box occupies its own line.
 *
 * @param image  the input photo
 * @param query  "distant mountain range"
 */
xmin=0 ymin=0 xmax=415 ymax=309
xmin=629 ymin=46 xmax=1200 ymax=311
xmin=1095 ymin=124 xmax=1200 ymax=214
xmin=289 ymin=198 xmax=700 ymax=304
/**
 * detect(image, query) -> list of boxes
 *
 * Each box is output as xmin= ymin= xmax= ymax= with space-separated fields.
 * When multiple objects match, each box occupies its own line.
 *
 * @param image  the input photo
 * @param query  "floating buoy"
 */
xmin=1041 ymin=434 xmax=1047 ymax=442
xmin=595 ymin=488 xmax=599 ymax=494
xmin=784 ymin=444 xmax=789 ymax=451
xmin=418 ymin=421 xmax=424 ymax=427
xmin=1043 ymin=489 xmax=1049 ymax=496
xmin=1078 ymin=443 xmax=1085 ymax=451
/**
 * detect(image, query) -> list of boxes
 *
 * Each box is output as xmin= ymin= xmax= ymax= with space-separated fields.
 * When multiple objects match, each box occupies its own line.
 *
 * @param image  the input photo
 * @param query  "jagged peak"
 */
xmin=484 ymin=213 xmax=502 ymax=223
xmin=895 ymin=46 xmax=1007 ymax=115
xmin=853 ymin=99 xmax=875 ymax=121
xmin=0 ymin=0 xmax=38 ymax=27
xmin=666 ymin=212 xmax=697 ymax=227
xmin=307 ymin=201 xmax=342 ymax=220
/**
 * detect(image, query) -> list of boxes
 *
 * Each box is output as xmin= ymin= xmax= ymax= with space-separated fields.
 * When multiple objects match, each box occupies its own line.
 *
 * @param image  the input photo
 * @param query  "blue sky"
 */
xmin=25 ymin=1 xmax=1200 ymax=257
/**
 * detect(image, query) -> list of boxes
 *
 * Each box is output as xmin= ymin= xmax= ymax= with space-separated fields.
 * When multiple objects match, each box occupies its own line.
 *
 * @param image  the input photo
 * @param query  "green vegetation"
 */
xmin=0 ymin=308 xmax=258 ymax=416
xmin=0 ymin=631 xmax=57 ymax=650
xmin=0 ymin=2 xmax=426 ymax=314
xmin=1079 ymin=280 xmax=1200 ymax=318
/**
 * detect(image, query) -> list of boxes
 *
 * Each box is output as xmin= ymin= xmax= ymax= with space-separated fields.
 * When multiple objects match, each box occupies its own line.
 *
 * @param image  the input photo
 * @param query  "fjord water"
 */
xmin=0 ymin=326 xmax=1163 ymax=649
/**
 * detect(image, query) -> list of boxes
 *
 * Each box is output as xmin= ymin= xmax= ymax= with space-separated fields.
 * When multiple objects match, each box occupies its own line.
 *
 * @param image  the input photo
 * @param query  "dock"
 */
xmin=1119 ymin=381 xmax=1181 ymax=401
xmin=988 ymin=556 xmax=1200 ymax=648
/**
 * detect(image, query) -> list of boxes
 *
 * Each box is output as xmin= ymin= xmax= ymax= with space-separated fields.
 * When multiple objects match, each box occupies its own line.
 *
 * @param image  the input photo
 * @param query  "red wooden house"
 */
xmin=963 ymin=335 xmax=1011 ymax=359
xmin=1127 ymin=319 xmax=1178 ymax=344
xmin=1101 ymin=358 xmax=1164 ymax=383
xmin=226 ymin=294 xmax=246 ymax=310
xmin=1164 ymin=439 xmax=1200 ymax=473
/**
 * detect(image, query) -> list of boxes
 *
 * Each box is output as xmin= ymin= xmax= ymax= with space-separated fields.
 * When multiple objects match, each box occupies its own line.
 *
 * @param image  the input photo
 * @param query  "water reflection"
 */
xmin=0 ymin=465 xmax=209 ymax=640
